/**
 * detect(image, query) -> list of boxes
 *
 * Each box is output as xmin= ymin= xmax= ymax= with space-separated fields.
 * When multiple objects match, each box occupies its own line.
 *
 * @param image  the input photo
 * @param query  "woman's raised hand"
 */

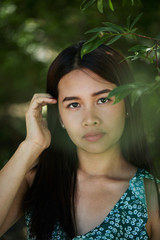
xmin=24 ymin=93 xmax=57 ymax=151
xmin=0 ymin=94 xmax=57 ymax=233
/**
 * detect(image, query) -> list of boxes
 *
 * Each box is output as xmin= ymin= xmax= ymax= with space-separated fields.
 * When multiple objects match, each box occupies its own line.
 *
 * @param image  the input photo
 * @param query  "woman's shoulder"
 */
xmin=128 ymin=168 xmax=160 ymax=208
xmin=141 ymin=168 xmax=160 ymax=213
xmin=138 ymin=169 xmax=160 ymax=239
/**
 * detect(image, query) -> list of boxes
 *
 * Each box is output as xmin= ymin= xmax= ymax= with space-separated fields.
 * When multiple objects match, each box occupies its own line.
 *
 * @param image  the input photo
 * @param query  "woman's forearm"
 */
xmin=0 ymin=140 xmax=42 ymax=228
xmin=0 ymin=93 xmax=56 ymax=231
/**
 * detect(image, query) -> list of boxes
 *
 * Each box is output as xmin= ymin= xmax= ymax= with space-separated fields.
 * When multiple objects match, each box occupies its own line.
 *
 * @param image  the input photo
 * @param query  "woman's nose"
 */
xmin=82 ymin=110 xmax=101 ymax=127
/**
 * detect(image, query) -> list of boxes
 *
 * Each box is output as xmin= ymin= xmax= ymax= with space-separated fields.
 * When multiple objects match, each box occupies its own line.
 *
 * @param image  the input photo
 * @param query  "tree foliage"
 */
xmin=0 ymin=0 xmax=160 ymax=173
xmin=80 ymin=1 xmax=160 ymax=107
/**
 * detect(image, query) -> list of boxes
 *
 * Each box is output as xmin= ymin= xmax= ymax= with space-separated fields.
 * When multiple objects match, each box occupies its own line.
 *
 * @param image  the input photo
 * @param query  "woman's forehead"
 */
xmin=58 ymin=69 xmax=117 ymax=95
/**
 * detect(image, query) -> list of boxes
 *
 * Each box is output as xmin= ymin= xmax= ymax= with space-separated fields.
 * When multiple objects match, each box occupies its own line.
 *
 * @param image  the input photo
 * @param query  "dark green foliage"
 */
xmin=108 ymin=80 xmax=160 ymax=106
xmin=0 ymin=0 xmax=160 ymax=175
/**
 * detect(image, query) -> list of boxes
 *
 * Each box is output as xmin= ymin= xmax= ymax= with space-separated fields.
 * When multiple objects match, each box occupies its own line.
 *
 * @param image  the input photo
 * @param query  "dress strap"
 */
xmin=129 ymin=168 xmax=160 ymax=207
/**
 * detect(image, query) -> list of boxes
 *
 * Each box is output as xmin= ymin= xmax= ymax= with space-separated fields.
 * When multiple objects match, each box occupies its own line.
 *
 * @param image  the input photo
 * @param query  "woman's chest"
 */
xmin=75 ymin=178 xmax=129 ymax=236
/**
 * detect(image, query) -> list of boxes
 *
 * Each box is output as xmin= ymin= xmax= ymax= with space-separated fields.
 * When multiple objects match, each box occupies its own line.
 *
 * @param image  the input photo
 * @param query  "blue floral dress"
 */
xmin=25 ymin=169 xmax=160 ymax=240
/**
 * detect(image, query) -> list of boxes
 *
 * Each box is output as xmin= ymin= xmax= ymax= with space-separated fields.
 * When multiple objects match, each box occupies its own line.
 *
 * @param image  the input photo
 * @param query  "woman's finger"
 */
xmin=31 ymin=93 xmax=56 ymax=103
xmin=26 ymin=94 xmax=57 ymax=117
xmin=26 ymin=96 xmax=57 ymax=115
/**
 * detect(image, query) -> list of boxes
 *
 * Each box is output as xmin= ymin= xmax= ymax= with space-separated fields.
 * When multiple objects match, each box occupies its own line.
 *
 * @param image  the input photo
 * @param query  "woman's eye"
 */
xmin=67 ymin=102 xmax=80 ymax=109
xmin=97 ymin=97 xmax=109 ymax=104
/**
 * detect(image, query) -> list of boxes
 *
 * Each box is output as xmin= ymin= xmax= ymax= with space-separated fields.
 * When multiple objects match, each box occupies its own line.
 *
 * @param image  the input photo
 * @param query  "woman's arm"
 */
xmin=0 ymin=141 xmax=42 ymax=236
xmin=150 ymin=184 xmax=160 ymax=240
xmin=0 ymin=94 xmax=57 ymax=236
xmin=0 ymin=167 xmax=29 ymax=236
xmin=145 ymin=179 xmax=160 ymax=240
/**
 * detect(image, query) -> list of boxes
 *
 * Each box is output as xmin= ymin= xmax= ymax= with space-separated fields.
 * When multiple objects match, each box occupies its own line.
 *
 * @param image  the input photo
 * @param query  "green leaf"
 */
xmin=80 ymin=0 xmax=96 ymax=12
xmin=85 ymin=27 xmax=115 ymax=34
xmin=130 ymin=12 xmax=143 ymax=29
xmin=97 ymin=0 xmax=103 ymax=13
xmin=129 ymin=50 xmax=148 ymax=61
xmin=107 ymin=82 xmax=151 ymax=105
xmin=131 ymin=89 xmax=142 ymax=106
xmin=107 ymin=84 xmax=133 ymax=105
xmin=131 ymin=0 xmax=134 ymax=6
xmin=128 ymin=45 xmax=150 ymax=52
xmin=103 ymin=22 xmax=124 ymax=33
xmin=108 ymin=0 xmax=114 ymax=11
xmin=84 ymin=33 xmax=99 ymax=44
xmin=102 ymin=26 xmax=120 ymax=33
xmin=130 ymin=27 xmax=137 ymax=33
xmin=107 ymin=35 xmax=122 ymax=45
xmin=120 ymin=55 xmax=135 ymax=63
xmin=81 ymin=35 xmax=109 ymax=58
xmin=130 ymin=84 xmax=151 ymax=105
xmin=108 ymin=84 xmax=132 ymax=97
xmin=148 ymin=81 xmax=160 ymax=93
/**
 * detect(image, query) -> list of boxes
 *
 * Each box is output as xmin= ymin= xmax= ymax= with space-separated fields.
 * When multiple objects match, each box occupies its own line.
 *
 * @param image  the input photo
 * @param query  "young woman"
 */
xmin=0 ymin=42 xmax=159 ymax=240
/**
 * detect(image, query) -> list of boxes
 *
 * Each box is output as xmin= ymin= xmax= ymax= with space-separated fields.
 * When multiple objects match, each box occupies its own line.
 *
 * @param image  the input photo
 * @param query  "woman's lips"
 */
xmin=83 ymin=132 xmax=105 ymax=142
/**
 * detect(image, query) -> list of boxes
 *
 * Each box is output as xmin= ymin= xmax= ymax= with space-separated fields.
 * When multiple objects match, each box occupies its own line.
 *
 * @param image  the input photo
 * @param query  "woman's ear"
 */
xmin=59 ymin=116 xmax=65 ymax=129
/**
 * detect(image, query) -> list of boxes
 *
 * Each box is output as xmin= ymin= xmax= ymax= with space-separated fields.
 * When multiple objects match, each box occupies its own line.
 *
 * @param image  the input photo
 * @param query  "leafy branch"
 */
xmin=107 ymin=77 xmax=160 ymax=106
xmin=80 ymin=0 xmax=141 ymax=13
xmin=81 ymin=14 xmax=160 ymax=72
xmin=80 ymin=5 xmax=160 ymax=105
xmin=81 ymin=13 xmax=160 ymax=57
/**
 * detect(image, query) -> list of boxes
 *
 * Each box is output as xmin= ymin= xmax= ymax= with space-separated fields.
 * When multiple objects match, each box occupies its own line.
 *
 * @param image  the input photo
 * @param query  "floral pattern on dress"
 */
xmin=25 ymin=169 xmax=160 ymax=240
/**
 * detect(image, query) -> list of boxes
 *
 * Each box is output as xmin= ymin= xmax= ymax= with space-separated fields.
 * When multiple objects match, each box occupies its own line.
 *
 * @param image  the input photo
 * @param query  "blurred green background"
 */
xmin=0 ymin=0 xmax=160 ymax=239
xmin=0 ymin=0 xmax=160 ymax=173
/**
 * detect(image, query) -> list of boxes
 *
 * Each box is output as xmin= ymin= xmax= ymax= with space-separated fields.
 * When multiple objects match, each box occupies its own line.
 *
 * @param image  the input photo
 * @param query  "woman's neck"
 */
xmin=77 ymin=144 xmax=135 ymax=178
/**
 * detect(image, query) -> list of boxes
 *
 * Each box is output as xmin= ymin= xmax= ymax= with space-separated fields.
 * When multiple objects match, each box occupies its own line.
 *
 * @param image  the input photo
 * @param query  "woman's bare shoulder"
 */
xmin=144 ymin=178 xmax=160 ymax=239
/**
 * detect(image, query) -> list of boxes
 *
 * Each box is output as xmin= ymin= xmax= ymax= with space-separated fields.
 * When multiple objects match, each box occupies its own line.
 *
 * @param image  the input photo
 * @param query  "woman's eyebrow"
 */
xmin=62 ymin=89 xmax=111 ymax=102
xmin=62 ymin=96 xmax=79 ymax=102
xmin=92 ymin=88 xmax=111 ymax=96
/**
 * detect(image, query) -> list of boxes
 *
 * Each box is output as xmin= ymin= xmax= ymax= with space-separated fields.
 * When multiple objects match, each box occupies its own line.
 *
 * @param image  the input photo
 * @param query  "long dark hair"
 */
xmin=24 ymin=41 xmax=156 ymax=239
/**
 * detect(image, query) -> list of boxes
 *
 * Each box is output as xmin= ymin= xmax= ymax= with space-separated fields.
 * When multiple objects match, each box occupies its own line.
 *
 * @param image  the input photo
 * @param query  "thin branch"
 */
xmin=155 ymin=43 xmax=160 ymax=76
xmin=132 ymin=33 xmax=160 ymax=42
xmin=105 ymin=31 xmax=160 ymax=43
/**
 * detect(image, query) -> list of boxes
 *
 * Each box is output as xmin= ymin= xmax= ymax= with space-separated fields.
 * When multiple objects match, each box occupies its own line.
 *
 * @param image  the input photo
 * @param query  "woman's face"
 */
xmin=58 ymin=69 xmax=126 ymax=154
